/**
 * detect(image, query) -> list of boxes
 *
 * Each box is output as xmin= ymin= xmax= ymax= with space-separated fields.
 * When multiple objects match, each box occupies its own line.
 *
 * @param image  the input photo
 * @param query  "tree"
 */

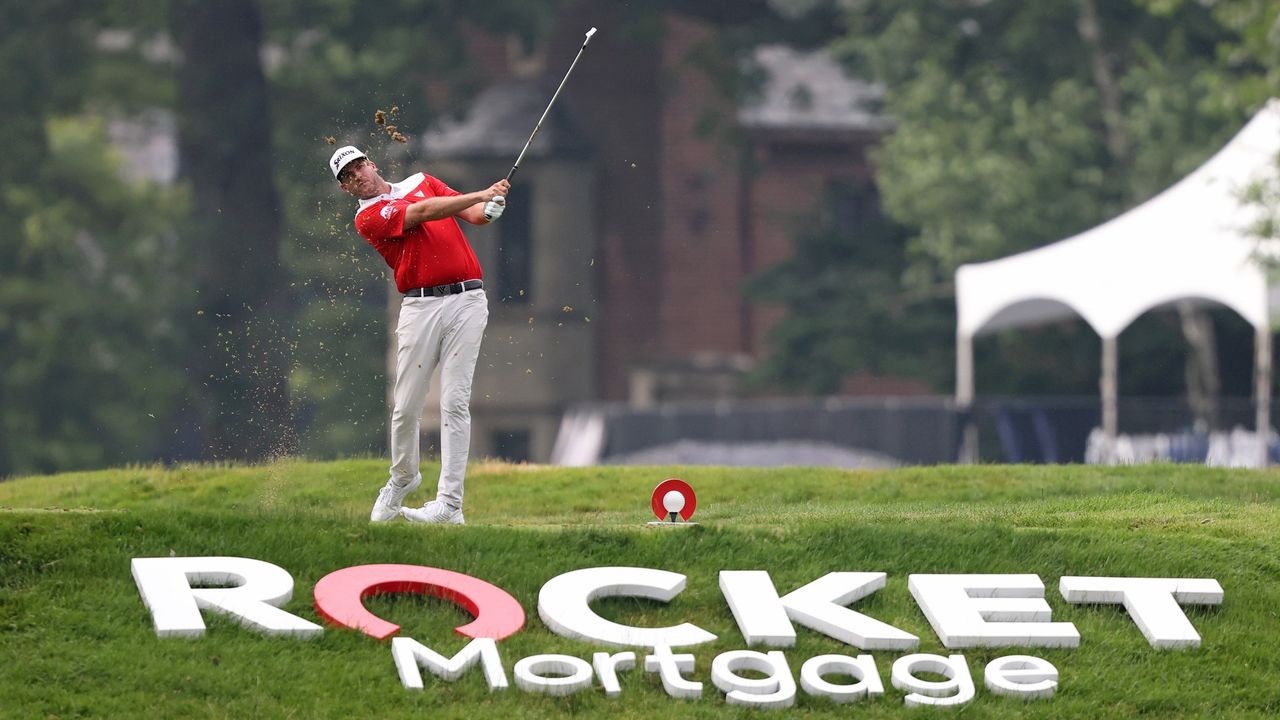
xmin=0 ymin=1 xmax=194 ymax=476
xmin=746 ymin=188 xmax=953 ymax=394
xmin=168 ymin=0 xmax=296 ymax=460
xmin=1210 ymin=0 xmax=1280 ymax=258
xmin=749 ymin=0 xmax=1277 ymax=409
xmin=2 ymin=0 xmax=587 ymax=473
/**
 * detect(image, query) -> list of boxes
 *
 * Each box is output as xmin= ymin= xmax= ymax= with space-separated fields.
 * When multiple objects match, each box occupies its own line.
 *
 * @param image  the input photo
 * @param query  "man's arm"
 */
xmin=456 ymin=199 xmax=494 ymax=225
xmin=404 ymin=179 xmax=510 ymax=228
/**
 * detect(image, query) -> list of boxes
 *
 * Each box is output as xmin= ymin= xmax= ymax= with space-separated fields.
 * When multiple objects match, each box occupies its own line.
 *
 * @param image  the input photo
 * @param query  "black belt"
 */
xmin=404 ymin=280 xmax=484 ymax=297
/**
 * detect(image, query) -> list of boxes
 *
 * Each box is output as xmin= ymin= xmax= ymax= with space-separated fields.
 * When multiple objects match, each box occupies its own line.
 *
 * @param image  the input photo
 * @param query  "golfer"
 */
xmin=330 ymin=145 xmax=509 ymax=524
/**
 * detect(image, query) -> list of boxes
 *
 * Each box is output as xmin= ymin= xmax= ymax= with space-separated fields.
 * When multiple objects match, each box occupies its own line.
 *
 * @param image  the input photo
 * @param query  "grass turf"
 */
xmin=2 ymin=459 xmax=1278 ymax=717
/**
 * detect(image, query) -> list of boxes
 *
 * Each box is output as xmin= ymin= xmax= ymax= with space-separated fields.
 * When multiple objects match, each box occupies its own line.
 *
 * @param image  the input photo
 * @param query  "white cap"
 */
xmin=329 ymin=145 xmax=366 ymax=178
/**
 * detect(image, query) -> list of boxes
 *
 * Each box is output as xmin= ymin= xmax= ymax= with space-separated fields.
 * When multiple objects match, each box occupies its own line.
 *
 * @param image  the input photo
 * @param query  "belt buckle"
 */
xmin=432 ymin=284 xmax=448 ymax=297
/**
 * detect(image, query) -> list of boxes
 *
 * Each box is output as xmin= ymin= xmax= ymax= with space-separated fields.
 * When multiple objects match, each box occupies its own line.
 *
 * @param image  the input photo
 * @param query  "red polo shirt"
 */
xmin=354 ymin=172 xmax=483 ymax=292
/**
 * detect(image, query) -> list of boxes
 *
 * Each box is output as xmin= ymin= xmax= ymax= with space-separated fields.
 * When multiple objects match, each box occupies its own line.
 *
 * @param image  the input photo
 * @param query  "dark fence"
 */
xmin=572 ymin=396 xmax=1273 ymax=466
xmin=972 ymin=396 xmax=1271 ymax=463
xmin=598 ymin=397 xmax=959 ymax=465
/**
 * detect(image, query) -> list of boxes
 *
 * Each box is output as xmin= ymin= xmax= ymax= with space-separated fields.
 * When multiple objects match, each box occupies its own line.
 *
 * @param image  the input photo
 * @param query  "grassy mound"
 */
xmin=2 ymin=460 xmax=1277 ymax=717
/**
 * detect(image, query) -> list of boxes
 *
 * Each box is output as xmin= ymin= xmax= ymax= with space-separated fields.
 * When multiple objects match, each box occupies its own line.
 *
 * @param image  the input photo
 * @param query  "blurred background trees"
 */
xmin=755 ymin=0 xmax=1280 ymax=419
xmin=1 ymin=0 xmax=574 ymax=476
xmin=2 ymin=0 xmax=1277 ymax=476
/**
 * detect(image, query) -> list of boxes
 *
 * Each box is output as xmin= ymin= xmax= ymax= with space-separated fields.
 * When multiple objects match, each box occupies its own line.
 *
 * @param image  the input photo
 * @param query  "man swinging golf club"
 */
xmin=330 ymin=27 xmax=595 ymax=525
xmin=332 ymin=144 xmax=508 ymax=524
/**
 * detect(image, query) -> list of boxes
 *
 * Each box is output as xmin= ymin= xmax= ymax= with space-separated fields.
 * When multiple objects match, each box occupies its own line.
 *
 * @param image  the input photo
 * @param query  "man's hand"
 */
xmin=482 ymin=179 xmax=511 ymax=202
xmin=453 ymin=179 xmax=513 ymax=225
xmin=406 ymin=178 xmax=514 ymax=228
xmin=483 ymin=196 xmax=506 ymax=222
xmin=480 ymin=179 xmax=510 ymax=223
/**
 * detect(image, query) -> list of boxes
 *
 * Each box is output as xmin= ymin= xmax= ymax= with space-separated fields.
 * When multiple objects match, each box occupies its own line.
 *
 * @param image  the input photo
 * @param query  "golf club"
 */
xmin=485 ymin=27 xmax=597 ymax=220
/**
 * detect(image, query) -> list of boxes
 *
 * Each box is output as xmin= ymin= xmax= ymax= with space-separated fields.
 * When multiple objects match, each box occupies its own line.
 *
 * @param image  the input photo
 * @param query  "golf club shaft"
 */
xmin=507 ymin=28 xmax=596 ymax=182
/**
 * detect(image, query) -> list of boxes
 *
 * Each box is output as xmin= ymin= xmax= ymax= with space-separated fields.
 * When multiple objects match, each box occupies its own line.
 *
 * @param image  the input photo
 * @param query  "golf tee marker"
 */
xmin=649 ymin=478 xmax=697 ymax=526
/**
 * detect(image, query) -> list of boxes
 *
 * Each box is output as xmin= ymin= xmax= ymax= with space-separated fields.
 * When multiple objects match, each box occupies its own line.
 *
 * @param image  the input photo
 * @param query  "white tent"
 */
xmin=955 ymin=100 xmax=1280 ymax=465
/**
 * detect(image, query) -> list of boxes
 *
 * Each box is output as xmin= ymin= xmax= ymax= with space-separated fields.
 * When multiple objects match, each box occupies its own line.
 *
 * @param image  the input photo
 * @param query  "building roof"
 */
xmin=738 ymin=45 xmax=889 ymax=133
xmin=425 ymin=43 xmax=888 ymax=159
xmin=421 ymin=78 xmax=591 ymax=160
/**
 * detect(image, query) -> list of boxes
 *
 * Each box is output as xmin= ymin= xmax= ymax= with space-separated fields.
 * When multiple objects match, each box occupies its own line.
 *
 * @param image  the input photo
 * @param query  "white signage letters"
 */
xmin=391 ymin=637 xmax=508 ymax=690
xmin=1058 ymin=576 xmax=1224 ymax=648
xmin=130 ymin=557 xmax=1226 ymax=706
xmin=781 ymin=572 xmax=920 ymax=650
xmin=798 ymin=654 xmax=884 ymax=703
xmin=130 ymin=556 xmax=322 ymax=638
xmin=710 ymin=650 xmax=797 ymax=709
xmin=719 ymin=571 xmax=792 ymax=645
xmin=909 ymin=574 xmax=1081 ymax=648
xmin=514 ymin=654 xmax=595 ymax=695
xmin=984 ymin=655 xmax=1059 ymax=699
xmin=644 ymin=644 xmax=704 ymax=698
xmin=721 ymin=571 xmax=920 ymax=650
xmin=537 ymin=566 xmax=717 ymax=647
xmin=592 ymin=651 xmax=637 ymax=698
xmin=891 ymin=654 xmax=976 ymax=707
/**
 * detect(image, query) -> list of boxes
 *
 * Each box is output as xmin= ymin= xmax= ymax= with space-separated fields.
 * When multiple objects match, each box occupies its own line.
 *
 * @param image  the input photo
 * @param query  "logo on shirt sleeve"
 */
xmin=380 ymin=204 xmax=398 ymax=220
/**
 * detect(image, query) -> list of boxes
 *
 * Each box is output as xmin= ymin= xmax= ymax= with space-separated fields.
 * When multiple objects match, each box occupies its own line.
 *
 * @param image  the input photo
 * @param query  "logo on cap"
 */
xmin=329 ymin=146 xmax=366 ymax=178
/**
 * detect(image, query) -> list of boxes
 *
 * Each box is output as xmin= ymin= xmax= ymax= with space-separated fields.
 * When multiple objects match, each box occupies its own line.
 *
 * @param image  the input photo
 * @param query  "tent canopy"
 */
xmin=953 ymin=99 xmax=1280 ymax=465
xmin=957 ymin=99 xmax=1280 ymax=341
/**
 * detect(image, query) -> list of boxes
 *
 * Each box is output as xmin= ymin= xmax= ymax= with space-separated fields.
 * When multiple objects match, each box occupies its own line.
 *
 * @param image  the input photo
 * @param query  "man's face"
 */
xmin=338 ymin=158 xmax=383 ymax=199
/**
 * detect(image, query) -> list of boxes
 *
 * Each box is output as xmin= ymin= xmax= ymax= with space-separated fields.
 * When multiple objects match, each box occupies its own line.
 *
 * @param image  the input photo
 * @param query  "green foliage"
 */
xmin=2 ymin=0 xmax=577 ymax=470
xmin=2 ymin=461 xmax=1280 ymax=716
xmin=0 ymin=117 xmax=192 ymax=476
xmin=755 ymin=0 xmax=1280 ymax=395
xmin=877 ymin=74 xmax=1113 ymax=293
xmin=1243 ymin=164 xmax=1280 ymax=254
xmin=837 ymin=0 xmax=1257 ymax=288
xmin=746 ymin=199 xmax=952 ymax=394
xmin=10 ymin=0 xmax=1278 ymax=470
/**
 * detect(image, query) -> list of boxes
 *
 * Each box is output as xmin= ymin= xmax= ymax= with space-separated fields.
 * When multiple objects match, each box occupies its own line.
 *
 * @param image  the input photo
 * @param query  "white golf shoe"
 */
xmin=370 ymin=475 xmax=421 ymax=522
xmin=401 ymin=500 xmax=465 ymax=525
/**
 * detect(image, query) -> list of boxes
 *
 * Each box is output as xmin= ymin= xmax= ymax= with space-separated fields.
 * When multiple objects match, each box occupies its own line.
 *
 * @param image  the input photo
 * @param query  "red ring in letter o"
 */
xmin=313 ymin=564 xmax=525 ymax=641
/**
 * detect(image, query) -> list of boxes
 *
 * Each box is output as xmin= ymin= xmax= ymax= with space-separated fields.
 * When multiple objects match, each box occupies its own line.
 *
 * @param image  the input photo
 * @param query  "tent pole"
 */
xmin=957 ymin=333 xmax=977 ymax=463
xmin=1101 ymin=336 xmax=1118 ymax=463
xmin=1256 ymin=325 xmax=1272 ymax=468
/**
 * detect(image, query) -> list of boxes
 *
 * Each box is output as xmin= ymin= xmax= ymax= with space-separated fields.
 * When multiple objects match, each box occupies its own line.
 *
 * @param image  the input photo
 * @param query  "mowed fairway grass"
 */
xmin=2 ymin=460 xmax=1278 ymax=718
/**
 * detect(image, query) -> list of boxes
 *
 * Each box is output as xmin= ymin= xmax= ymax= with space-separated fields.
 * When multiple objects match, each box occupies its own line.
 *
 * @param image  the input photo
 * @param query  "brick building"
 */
xmin=410 ymin=8 xmax=896 ymax=462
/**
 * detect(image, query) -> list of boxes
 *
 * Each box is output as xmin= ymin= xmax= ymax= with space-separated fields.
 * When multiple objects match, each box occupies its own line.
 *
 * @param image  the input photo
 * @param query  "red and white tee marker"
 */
xmin=649 ymin=478 xmax=697 ymax=525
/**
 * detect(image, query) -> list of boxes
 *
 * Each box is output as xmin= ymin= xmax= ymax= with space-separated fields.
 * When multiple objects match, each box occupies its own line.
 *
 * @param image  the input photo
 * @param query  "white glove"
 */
xmin=483 ymin=195 xmax=506 ymax=222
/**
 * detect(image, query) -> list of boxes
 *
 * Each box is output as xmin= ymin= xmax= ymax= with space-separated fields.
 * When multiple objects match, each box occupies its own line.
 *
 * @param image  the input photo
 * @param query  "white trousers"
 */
xmin=388 ymin=289 xmax=488 ymax=508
